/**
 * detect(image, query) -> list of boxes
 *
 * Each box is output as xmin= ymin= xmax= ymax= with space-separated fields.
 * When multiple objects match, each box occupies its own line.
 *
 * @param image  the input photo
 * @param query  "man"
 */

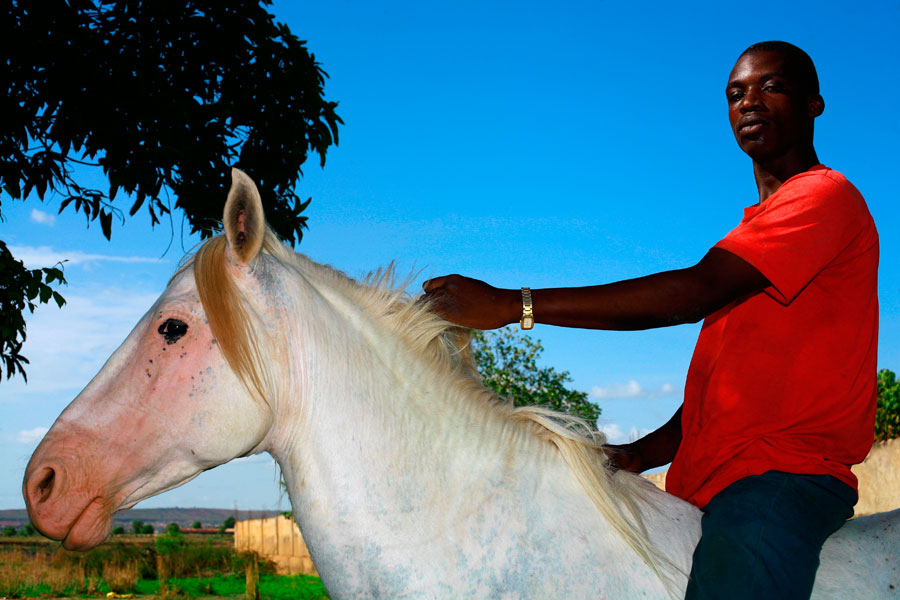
xmin=422 ymin=41 xmax=878 ymax=599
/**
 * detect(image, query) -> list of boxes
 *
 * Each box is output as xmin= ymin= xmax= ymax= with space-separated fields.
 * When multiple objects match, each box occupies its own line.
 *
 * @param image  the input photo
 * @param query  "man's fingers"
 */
xmin=422 ymin=275 xmax=454 ymax=294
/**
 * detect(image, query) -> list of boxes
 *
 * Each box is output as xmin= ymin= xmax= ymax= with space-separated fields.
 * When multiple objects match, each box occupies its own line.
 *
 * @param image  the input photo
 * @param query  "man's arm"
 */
xmin=605 ymin=405 xmax=683 ymax=473
xmin=422 ymin=247 xmax=770 ymax=331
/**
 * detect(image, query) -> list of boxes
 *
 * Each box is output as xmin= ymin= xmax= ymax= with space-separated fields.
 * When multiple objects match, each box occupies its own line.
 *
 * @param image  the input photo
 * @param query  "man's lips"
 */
xmin=738 ymin=118 xmax=768 ymax=135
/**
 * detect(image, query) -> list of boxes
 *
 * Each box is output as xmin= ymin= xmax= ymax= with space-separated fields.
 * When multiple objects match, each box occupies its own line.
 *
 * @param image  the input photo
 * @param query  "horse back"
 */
xmin=813 ymin=509 xmax=900 ymax=598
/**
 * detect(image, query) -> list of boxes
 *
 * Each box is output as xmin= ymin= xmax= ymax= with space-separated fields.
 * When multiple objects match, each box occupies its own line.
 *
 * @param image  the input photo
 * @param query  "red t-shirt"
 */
xmin=666 ymin=165 xmax=879 ymax=509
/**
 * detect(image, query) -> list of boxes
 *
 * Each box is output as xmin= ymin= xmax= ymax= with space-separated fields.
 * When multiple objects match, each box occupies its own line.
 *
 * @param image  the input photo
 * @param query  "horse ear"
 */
xmin=224 ymin=168 xmax=266 ymax=265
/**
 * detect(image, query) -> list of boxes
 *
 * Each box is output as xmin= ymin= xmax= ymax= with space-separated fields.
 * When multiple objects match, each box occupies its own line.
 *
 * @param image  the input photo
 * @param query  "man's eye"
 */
xmin=727 ymin=91 xmax=744 ymax=102
xmin=158 ymin=318 xmax=189 ymax=344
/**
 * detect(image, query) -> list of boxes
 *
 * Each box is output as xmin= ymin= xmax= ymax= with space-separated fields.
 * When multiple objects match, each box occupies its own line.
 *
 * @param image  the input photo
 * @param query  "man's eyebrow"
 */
xmin=726 ymin=72 xmax=787 ymax=89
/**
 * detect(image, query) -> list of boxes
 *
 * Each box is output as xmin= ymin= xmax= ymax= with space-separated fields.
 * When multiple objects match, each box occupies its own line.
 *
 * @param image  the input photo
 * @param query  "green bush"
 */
xmin=155 ymin=530 xmax=186 ymax=556
xmin=876 ymin=369 xmax=900 ymax=442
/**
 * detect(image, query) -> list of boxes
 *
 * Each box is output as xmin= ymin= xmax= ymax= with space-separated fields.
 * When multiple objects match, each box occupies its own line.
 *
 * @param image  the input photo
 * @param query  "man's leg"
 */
xmin=684 ymin=471 xmax=855 ymax=600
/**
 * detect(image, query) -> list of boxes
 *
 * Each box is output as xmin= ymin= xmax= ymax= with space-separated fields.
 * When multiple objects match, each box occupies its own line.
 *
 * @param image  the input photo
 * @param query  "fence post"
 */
xmin=245 ymin=553 xmax=259 ymax=600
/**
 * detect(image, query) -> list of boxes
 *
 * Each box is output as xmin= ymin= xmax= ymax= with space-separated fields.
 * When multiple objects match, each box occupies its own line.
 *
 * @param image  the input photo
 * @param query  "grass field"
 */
xmin=0 ymin=534 xmax=329 ymax=599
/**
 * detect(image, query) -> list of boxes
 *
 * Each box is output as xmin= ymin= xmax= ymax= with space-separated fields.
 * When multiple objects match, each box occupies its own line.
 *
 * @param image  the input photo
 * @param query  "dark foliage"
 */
xmin=0 ymin=0 xmax=341 ymax=380
xmin=0 ymin=241 xmax=65 ymax=380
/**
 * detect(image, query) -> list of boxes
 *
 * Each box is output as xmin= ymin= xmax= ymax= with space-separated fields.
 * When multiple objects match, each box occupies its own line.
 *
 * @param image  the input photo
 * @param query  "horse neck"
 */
xmin=259 ymin=266 xmax=699 ymax=597
xmin=268 ymin=271 xmax=531 ymax=488
xmin=263 ymin=274 xmax=575 ymax=556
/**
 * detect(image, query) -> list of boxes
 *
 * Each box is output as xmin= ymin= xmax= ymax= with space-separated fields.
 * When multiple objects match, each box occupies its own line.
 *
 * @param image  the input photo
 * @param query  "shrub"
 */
xmin=102 ymin=560 xmax=140 ymax=594
xmin=876 ymin=369 xmax=900 ymax=442
xmin=156 ymin=530 xmax=186 ymax=557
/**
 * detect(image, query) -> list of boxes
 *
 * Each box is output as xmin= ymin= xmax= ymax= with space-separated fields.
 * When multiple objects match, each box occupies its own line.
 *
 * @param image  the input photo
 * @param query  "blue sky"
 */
xmin=2 ymin=0 xmax=898 ymax=511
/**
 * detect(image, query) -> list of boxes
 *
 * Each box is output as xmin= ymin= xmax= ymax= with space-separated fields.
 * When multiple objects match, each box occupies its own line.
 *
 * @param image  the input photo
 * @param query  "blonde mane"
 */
xmin=178 ymin=229 xmax=675 ymax=591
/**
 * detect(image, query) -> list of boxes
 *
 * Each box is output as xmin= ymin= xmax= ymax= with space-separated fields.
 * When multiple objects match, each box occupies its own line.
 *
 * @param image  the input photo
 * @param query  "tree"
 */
xmin=1 ymin=0 xmax=341 ymax=380
xmin=22 ymin=522 xmax=35 ymax=536
xmin=191 ymin=520 xmax=203 ymax=529
xmin=223 ymin=516 xmax=236 ymax=529
xmin=0 ymin=243 xmax=66 ymax=380
xmin=131 ymin=519 xmax=144 ymax=534
xmin=165 ymin=522 xmax=181 ymax=535
xmin=876 ymin=368 xmax=900 ymax=442
xmin=140 ymin=523 xmax=154 ymax=534
xmin=471 ymin=327 xmax=600 ymax=423
xmin=2 ymin=525 xmax=16 ymax=537
xmin=112 ymin=525 xmax=125 ymax=534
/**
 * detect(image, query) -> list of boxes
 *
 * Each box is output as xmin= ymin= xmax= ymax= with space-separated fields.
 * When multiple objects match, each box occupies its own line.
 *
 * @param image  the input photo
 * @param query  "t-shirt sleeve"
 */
xmin=714 ymin=174 xmax=863 ymax=304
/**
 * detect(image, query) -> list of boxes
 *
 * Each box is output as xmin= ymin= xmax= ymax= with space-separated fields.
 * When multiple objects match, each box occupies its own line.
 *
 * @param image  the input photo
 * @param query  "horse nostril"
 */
xmin=34 ymin=468 xmax=56 ymax=503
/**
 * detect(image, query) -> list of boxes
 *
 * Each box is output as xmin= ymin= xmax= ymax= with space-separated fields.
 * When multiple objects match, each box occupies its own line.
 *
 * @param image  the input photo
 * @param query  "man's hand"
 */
xmin=604 ymin=443 xmax=643 ymax=473
xmin=604 ymin=406 xmax=684 ymax=474
xmin=421 ymin=275 xmax=519 ymax=330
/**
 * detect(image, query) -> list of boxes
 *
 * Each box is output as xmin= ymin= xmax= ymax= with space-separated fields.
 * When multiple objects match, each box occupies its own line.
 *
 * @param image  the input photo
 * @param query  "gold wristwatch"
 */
xmin=520 ymin=287 xmax=534 ymax=330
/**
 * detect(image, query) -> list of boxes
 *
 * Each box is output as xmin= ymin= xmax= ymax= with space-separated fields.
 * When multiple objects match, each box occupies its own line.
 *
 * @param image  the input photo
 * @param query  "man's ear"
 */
xmin=808 ymin=94 xmax=825 ymax=119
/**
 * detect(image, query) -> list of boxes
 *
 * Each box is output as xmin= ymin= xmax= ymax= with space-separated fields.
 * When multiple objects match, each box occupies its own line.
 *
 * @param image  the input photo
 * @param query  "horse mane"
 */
xmin=177 ymin=229 xmax=676 ymax=591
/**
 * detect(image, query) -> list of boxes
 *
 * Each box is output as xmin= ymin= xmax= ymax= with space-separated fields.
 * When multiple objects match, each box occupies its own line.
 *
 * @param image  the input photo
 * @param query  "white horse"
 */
xmin=24 ymin=170 xmax=900 ymax=598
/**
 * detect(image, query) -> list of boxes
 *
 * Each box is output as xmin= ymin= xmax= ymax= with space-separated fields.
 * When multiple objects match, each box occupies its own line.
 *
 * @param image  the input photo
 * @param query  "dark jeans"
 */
xmin=684 ymin=471 xmax=855 ymax=600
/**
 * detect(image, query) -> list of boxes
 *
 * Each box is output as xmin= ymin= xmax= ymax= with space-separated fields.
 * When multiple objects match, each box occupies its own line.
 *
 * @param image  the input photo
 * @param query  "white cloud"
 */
xmin=7 ymin=245 xmax=162 ymax=269
xmin=30 ymin=209 xmax=56 ymax=226
xmin=597 ymin=423 xmax=651 ymax=445
xmin=17 ymin=427 xmax=49 ymax=445
xmin=591 ymin=380 xmax=643 ymax=399
xmin=2 ymin=287 xmax=161 ymax=396
xmin=590 ymin=380 xmax=678 ymax=400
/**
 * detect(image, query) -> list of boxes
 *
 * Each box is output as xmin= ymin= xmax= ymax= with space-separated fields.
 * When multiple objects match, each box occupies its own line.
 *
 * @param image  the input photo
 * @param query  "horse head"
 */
xmin=23 ymin=169 xmax=277 ymax=550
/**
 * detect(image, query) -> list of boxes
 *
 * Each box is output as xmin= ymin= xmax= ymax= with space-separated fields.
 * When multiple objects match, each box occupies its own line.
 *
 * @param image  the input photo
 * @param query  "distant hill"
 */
xmin=0 ymin=507 xmax=281 ymax=531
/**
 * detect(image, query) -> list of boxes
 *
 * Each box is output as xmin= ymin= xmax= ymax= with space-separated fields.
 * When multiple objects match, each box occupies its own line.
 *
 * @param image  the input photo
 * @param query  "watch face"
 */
xmin=522 ymin=316 xmax=534 ymax=329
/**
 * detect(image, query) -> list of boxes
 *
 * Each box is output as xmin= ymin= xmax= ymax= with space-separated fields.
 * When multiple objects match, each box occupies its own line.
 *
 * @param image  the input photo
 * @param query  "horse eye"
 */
xmin=158 ymin=318 xmax=188 ymax=344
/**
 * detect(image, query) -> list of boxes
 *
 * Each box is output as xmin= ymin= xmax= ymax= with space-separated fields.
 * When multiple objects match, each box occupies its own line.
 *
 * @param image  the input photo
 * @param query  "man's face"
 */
xmin=726 ymin=50 xmax=820 ymax=162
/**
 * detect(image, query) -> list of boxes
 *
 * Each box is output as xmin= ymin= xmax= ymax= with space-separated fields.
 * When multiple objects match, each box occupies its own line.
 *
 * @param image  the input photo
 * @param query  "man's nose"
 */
xmin=740 ymin=87 xmax=765 ymax=112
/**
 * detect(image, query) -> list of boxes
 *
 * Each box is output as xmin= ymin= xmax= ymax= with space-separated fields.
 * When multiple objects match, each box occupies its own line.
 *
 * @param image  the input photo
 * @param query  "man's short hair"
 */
xmin=740 ymin=41 xmax=820 ymax=96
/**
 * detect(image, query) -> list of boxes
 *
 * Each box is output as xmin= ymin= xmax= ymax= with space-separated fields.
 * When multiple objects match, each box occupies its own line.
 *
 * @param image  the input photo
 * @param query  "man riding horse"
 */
xmin=423 ymin=41 xmax=879 ymax=599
